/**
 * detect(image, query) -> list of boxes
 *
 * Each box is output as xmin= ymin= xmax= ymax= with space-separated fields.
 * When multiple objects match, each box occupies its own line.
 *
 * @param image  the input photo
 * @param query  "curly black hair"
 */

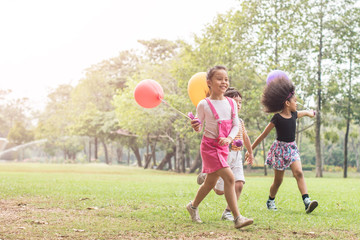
xmin=261 ymin=77 xmax=295 ymax=113
xmin=224 ymin=87 xmax=242 ymax=98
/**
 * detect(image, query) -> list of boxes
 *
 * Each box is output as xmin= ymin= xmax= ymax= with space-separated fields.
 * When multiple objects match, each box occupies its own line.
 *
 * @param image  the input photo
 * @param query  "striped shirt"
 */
xmin=230 ymin=119 xmax=246 ymax=151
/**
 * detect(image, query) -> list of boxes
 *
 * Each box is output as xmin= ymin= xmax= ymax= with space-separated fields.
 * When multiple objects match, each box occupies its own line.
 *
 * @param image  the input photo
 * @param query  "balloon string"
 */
xmin=161 ymin=99 xmax=191 ymax=120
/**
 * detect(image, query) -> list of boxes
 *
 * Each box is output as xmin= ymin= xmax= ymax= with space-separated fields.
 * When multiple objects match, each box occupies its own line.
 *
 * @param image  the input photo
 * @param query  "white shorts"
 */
xmin=214 ymin=150 xmax=245 ymax=192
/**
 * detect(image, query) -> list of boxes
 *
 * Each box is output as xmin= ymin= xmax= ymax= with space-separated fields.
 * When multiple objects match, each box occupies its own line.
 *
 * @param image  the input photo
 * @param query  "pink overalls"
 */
xmin=200 ymin=97 xmax=235 ymax=173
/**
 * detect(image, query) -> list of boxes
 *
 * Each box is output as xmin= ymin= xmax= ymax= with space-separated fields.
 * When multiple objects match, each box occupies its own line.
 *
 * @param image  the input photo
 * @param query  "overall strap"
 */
xmin=205 ymin=98 xmax=219 ymax=120
xmin=225 ymin=97 xmax=235 ymax=119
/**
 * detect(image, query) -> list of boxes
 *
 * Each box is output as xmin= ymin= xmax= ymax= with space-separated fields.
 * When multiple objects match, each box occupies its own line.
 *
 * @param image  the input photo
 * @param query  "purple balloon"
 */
xmin=266 ymin=70 xmax=289 ymax=85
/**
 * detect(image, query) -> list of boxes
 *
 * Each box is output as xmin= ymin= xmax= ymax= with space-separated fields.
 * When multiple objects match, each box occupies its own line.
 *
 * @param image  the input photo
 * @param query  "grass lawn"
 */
xmin=0 ymin=162 xmax=359 ymax=239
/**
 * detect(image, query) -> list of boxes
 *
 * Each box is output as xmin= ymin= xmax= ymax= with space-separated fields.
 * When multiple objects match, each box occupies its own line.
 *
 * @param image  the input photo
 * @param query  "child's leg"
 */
xmin=223 ymin=181 xmax=243 ymax=211
xmin=269 ymin=169 xmax=285 ymax=198
xmin=289 ymin=160 xmax=307 ymax=195
xmin=216 ymin=167 xmax=240 ymax=218
xmin=216 ymin=181 xmax=243 ymax=198
xmin=289 ymin=160 xmax=318 ymax=213
xmin=213 ymin=177 xmax=224 ymax=195
xmin=192 ymin=172 xmax=219 ymax=207
xmin=234 ymin=181 xmax=244 ymax=200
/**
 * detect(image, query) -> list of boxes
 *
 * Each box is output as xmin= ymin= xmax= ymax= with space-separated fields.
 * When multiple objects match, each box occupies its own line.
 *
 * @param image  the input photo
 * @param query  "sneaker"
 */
xmin=234 ymin=215 xmax=253 ymax=229
xmin=197 ymin=173 xmax=207 ymax=185
xmin=304 ymin=198 xmax=318 ymax=213
xmin=266 ymin=199 xmax=278 ymax=211
xmin=221 ymin=209 xmax=234 ymax=221
xmin=186 ymin=201 xmax=202 ymax=223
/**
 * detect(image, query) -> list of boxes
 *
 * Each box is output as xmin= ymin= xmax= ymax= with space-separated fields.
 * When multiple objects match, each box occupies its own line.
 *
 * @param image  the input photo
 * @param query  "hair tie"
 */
xmin=284 ymin=91 xmax=295 ymax=102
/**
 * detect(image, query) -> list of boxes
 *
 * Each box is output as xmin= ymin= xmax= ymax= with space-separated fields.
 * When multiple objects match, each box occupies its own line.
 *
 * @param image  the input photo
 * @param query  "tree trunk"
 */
xmin=146 ymin=133 xmax=150 ymax=157
xmin=315 ymin=96 xmax=323 ymax=177
xmin=185 ymin=145 xmax=190 ymax=169
xmin=175 ymin=134 xmax=185 ymax=173
xmin=143 ymin=133 xmax=152 ymax=169
xmin=344 ymin=52 xmax=353 ymax=178
xmin=315 ymin=5 xmax=324 ymax=178
xmin=88 ymin=138 xmax=92 ymax=162
xmin=130 ymin=145 xmax=142 ymax=167
xmin=168 ymin=150 xmax=173 ymax=170
xmin=116 ymin=146 xmax=123 ymax=164
xmin=127 ymin=148 xmax=130 ymax=165
xmin=157 ymin=149 xmax=175 ymax=170
xmin=151 ymin=136 xmax=158 ymax=167
xmin=344 ymin=116 xmax=349 ymax=178
xmin=94 ymin=137 xmax=98 ymax=160
xmin=189 ymin=150 xmax=202 ymax=173
xmin=102 ymin=140 xmax=109 ymax=164
xmin=181 ymin=137 xmax=186 ymax=172
xmin=175 ymin=133 xmax=180 ymax=173
xmin=144 ymin=153 xmax=152 ymax=169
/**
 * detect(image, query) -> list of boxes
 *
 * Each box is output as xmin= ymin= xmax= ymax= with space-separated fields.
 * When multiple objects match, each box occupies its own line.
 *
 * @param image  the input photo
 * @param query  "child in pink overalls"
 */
xmin=186 ymin=66 xmax=253 ymax=229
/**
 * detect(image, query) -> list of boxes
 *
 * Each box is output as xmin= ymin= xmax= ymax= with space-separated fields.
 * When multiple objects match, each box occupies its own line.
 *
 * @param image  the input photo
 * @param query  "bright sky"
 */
xmin=0 ymin=0 xmax=238 ymax=111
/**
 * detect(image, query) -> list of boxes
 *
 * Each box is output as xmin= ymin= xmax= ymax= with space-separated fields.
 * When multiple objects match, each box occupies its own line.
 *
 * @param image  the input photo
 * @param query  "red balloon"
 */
xmin=134 ymin=79 xmax=164 ymax=108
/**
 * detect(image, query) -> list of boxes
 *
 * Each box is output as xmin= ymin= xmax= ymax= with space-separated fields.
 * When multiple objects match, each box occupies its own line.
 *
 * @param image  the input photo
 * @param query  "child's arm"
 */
xmin=297 ymin=110 xmax=315 ymax=119
xmin=243 ymin=129 xmax=254 ymax=165
xmin=191 ymin=101 xmax=206 ymax=132
xmin=251 ymin=122 xmax=274 ymax=150
xmin=245 ymin=122 xmax=274 ymax=162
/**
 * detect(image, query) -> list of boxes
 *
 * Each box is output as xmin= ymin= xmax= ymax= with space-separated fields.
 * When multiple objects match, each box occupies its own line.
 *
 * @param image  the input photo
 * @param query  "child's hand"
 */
xmin=191 ymin=119 xmax=201 ymax=131
xmin=218 ymin=137 xmax=232 ymax=146
xmin=246 ymin=152 xmax=254 ymax=165
xmin=310 ymin=110 xmax=316 ymax=118
xmin=245 ymin=151 xmax=250 ymax=162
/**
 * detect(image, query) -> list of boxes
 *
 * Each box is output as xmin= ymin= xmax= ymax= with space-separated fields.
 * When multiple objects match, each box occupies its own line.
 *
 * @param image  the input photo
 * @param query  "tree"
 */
xmin=34 ymin=84 xmax=82 ymax=161
xmin=330 ymin=5 xmax=360 ymax=177
xmin=7 ymin=121 xmax=34 ymax=145
xmin=0 ymin=95 xmax=31 ymax=138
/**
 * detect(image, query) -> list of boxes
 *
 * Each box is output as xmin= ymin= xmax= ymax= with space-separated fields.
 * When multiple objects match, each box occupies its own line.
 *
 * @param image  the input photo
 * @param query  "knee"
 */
xmin=293 ymin=170 xmax=304 ymax=180
xmin=235 ymin=181 xmax=244 ymax=192
xmin=223 ymin=174 xmax=235 ymax=185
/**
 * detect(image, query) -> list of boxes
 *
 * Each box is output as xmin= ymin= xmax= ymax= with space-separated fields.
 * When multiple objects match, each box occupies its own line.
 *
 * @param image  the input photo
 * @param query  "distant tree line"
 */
xmin=1 ymin=0 xmax=359 ymax=178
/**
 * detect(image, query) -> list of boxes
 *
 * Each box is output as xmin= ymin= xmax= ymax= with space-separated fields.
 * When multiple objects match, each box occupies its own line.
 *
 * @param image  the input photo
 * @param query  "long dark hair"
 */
xmin=261 ymin=78 xmax=295 ymax=113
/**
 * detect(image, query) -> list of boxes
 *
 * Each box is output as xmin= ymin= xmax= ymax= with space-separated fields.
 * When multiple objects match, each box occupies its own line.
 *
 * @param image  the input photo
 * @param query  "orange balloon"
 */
xmin=134 ymin=79 xmax=164 ymax=108
xmin=187 ymin=72 xmax=209 ymax=107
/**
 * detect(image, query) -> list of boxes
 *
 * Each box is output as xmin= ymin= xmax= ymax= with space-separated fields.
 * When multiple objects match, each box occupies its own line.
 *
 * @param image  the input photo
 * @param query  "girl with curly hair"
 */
xmin=246 ymin=70 xmax=318 ymax=213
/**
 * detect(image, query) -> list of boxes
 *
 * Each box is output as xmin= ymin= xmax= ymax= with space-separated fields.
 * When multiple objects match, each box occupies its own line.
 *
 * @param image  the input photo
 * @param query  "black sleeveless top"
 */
xmin=270 ymin=111 xmax=297 ymax=142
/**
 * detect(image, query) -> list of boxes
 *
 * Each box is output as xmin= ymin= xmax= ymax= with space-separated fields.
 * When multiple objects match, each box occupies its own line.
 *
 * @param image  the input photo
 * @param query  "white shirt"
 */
xmin=196 ymin=98 xmax=239 ymax=139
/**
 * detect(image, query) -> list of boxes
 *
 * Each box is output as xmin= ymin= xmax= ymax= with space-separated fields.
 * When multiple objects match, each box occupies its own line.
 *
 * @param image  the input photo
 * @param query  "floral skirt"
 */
xmin=266 ymin=140 xmax=300 ymax=170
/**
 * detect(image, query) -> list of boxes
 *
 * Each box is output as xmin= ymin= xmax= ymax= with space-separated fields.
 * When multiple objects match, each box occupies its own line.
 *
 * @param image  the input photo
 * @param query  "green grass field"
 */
xmin=0 ymin=163 xmax=359 ymax=239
